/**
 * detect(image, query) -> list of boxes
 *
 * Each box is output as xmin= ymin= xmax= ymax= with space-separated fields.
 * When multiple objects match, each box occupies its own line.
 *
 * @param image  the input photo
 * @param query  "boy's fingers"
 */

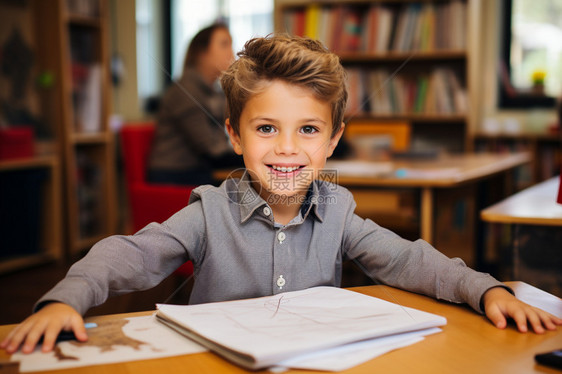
xmin=509 ymin=307 xmax=529 ymax=333
xmin=22 ymin=319 xmax=50 ymax=354
xmin=70 ymin=317 xmax=88 ymax=341
xmin=537 ymin=310 xmax=560 ymax=331
xmin=0 ymin=326 xmax=19 ymax=348
xmin=486 ymin=304 xmax=507 ymax=329
xmin=550 ymin=314 xmax=562 ymax=326
xmin=525 ymin=309 xmax=545 ymax=334
xmin=41 ymin=324 xmax=64 ymax=353
xmin=4 ymin=321 xmax=35 ymax=353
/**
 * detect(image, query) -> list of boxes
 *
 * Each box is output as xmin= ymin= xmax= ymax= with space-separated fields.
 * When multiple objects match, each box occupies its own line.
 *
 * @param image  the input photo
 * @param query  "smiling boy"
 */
xmin=2 ymin=35 xmax=560 ymax=355
xmin=226 ymin=80 xmax=343 ymax=224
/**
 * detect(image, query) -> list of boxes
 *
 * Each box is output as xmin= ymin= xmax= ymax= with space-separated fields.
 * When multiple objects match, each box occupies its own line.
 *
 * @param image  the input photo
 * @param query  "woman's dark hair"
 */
xmin=183 ymin=23 xmax=229 ymax=71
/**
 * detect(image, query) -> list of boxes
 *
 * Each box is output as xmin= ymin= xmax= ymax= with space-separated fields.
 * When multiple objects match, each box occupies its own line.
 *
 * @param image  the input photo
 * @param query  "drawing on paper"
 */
xmin=11 ymin=315 xmax=207 ymax=373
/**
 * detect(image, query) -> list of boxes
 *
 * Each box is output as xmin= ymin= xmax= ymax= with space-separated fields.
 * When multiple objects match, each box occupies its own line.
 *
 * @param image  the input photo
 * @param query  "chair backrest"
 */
xmin=120 ymin=123 xmax=155 ymax=185
xmin=345 ymin=120 xmax=411 ymax=151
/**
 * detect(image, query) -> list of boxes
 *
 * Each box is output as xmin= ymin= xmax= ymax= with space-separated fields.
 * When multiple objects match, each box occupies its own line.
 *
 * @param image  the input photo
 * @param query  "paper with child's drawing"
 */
xmin=10 ymin=315 xmax=207 ymax=372
xmin=156 ymin=286 xmax=447 ymax=370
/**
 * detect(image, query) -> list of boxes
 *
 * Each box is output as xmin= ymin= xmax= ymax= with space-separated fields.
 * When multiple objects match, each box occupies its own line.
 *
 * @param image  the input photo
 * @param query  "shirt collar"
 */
xmin=299 ymin=182 xmax=325 ymax=222
xmin=234 ymin=172 xmax=325 ymax=224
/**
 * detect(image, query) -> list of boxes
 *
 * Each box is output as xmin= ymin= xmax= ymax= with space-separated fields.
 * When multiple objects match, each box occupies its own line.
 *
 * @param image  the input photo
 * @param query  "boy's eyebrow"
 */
xmin=301 ymin=117 xmax=328 ymax=125
xmin=249 ymin=116 xmax=279 ymax=124
xmin=248 ymin=116 xmax=328 ymax=125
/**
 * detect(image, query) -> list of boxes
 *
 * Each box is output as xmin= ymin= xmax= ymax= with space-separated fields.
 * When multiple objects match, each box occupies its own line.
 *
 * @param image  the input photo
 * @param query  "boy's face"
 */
xmin=226 ymin=80 xmax=344 ymax=202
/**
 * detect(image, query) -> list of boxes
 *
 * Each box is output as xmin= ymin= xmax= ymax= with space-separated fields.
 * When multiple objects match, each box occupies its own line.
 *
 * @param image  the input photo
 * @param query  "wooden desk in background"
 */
xmin=481 ymin=177 xmax=562 ymax=292
xmin=327 ymin=152 xmax=530 ymax=243
xmin=481 ymin=176 xmax=562 ymax=226
xmin=1 ymin=282 xmax=559 ymax=374
xmin=216 ymin=152 xmax=530 ymax=268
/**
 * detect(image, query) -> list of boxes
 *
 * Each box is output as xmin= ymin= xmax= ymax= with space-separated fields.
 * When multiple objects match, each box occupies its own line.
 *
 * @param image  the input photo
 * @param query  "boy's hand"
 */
xmin=483 ymin=287 xmax=562 ymax=333
xmin=0 ymin=302 xmax=87 ymax=354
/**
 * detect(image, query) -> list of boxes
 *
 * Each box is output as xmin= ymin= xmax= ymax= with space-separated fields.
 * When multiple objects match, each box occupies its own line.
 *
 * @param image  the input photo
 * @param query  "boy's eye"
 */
xmin=300 ymin=125 xmax=318 ymax=134
xmin=257 ymin=125 xmax=275 ymax=134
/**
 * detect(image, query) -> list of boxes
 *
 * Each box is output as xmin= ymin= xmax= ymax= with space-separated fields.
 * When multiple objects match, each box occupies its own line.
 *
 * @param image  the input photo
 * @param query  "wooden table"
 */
xmin=1 ymin=282 xmax=560 ymax=374
xmin=481 ymin=176 xmax=562 ymax=285
xmin=328 ymin=152 xmax=530 ymax=243
xmin=481 ymin=176 xmax=562 ymax=226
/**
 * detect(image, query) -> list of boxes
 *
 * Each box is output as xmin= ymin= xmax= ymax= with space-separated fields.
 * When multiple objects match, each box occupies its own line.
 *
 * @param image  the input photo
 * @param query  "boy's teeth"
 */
xmin=272 ymin=165 xmax=299 ymax=172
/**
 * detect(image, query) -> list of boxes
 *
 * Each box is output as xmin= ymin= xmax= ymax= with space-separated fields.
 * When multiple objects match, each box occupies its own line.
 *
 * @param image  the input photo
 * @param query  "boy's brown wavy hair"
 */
xmin=220 ymin=34 xmax=347 ymax=138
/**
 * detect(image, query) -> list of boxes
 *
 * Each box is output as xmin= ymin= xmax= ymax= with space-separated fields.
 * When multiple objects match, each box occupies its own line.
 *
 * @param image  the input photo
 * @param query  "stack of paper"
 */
xmin=156 ymin=287 xmax=446 ymax=370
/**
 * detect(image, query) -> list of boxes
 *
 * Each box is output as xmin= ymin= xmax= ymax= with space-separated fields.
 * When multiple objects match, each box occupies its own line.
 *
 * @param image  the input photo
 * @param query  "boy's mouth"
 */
xmin=267 ymin=164 xmax=305 ymax=174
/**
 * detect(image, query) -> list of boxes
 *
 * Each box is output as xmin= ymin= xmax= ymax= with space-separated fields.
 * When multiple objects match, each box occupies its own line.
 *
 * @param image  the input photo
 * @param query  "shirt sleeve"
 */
xmin=34 ymin=201 xmax=207 ymax=315
xmin=341 ymin=199 xmax=510 ymax=314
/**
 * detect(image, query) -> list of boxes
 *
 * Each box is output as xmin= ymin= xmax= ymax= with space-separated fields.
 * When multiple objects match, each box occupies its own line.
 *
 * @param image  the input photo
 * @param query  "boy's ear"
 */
xmin=326 ymin=122 xmax=345 ymax=158
xmin=225 ymin=119 xmax=243 ymax=155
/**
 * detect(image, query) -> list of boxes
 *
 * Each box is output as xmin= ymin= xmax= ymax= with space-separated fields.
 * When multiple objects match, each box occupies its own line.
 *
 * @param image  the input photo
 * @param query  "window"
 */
xmin=170 ymin=0 xmax=273 ymax=79
xmin=134 ymin=0 xmax=273 ymax=112
xmin=499 ymin=0 xmax=562 ymax=108
xmin=136 ymin=0 xmax=166 ymax=105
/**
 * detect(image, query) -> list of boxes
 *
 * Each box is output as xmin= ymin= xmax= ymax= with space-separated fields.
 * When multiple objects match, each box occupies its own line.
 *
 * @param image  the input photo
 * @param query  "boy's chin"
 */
xmin=264 ymin=190 xmax=309 ymax=205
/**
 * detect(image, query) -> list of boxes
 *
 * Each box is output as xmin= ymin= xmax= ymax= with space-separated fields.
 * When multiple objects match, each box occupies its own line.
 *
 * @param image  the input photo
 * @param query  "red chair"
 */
xmin=120 ymin=122 xmax=195 ymax=277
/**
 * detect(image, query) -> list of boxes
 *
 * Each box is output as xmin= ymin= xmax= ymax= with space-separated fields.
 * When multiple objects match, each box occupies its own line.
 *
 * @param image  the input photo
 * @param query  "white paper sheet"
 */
xmin=11 ymin=315 xmax=207 ymax=372
xmin=272 ymin=327 xmax=442 ymax=372
xmin=156 ymin=286 xmax=446 ymax=369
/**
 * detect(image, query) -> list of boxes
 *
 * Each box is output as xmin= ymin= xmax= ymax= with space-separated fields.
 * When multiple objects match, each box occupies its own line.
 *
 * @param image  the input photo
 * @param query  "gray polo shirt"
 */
xmin=38 ymin=175 xmax=505 ymax=315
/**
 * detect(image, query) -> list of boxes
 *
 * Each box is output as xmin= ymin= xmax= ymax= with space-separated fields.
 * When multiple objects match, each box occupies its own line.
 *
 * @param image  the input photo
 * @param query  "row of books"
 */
xmin=71 ymin=63 xmax=102 ymax=133
xmin=345 ymin=67 xmax=468 ymax=116
xmin=282 ymin=1 xmax=467 ymax=54
xmin=69 ymin=27 xmax=102 ymax=132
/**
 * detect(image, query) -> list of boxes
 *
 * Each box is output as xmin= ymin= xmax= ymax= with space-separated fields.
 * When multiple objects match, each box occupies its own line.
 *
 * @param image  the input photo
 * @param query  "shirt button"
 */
xmin=277 ymin=231 xmax=286 ymax=244
xmin=277 ymin=275 xmax=286 ymax=289
xmin=263 ymin=206 xmax=271 ymax=216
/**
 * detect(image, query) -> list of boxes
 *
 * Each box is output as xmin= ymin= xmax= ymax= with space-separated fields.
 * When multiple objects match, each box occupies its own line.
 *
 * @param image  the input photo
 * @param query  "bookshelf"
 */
xmin=0 ymin=2 xmax=64 ymax=273
xmin=275 ymin=0 xmax=480 ymax=153
xmin=33 ymin=0 xmax=117 ymax=256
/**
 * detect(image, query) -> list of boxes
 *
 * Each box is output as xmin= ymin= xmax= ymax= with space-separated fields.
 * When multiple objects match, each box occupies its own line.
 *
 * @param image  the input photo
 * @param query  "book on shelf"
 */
xmin=77 ymin=64 xmax=102 ymax=133
xmin=155 ymin=287 xmax=446 ymax=370
xmin=304 ymin=4 xmax=320 ymax=40
xmin=346 ymin=67 xmax=467 ymax=116
xmin=68 ymin=25 xmax=102 ymax=133
xmin=281 ymin=1 xmax=466 ymax=54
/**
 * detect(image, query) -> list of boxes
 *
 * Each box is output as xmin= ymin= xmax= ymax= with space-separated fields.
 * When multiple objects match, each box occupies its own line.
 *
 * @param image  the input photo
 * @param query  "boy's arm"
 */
xmin=344 ymin=211 xmax=503 ymax=313
xmin=343 ymin=210 xmax=561 ymax=333
xmin=2 ymin=198 xmax=207 ymax=354
xmin=34 ymin=203 xmax=205 ymax=315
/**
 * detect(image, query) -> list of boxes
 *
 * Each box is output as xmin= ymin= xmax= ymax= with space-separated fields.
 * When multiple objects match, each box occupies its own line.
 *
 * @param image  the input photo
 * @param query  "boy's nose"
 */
xmin=275 ymin=133 xmax=298 ymax=155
